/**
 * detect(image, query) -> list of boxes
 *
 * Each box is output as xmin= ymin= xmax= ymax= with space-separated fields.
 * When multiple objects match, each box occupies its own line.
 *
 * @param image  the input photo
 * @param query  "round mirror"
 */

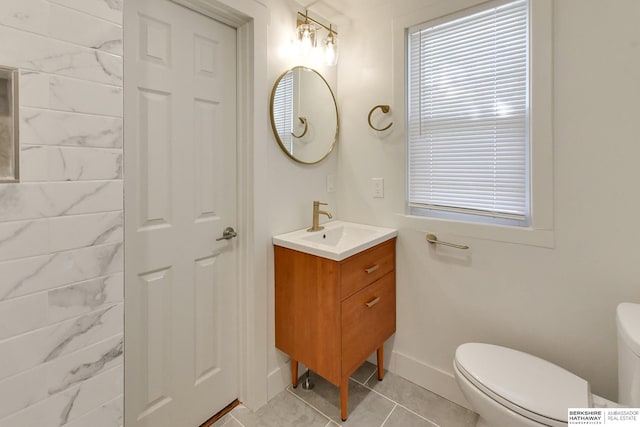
xmin=269 ymin=66 xmax=339 ymax=164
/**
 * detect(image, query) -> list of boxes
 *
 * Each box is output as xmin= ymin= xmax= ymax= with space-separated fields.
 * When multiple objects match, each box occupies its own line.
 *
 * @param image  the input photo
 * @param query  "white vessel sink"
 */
xmin=272 ymin=220 xmax=398 ymax=261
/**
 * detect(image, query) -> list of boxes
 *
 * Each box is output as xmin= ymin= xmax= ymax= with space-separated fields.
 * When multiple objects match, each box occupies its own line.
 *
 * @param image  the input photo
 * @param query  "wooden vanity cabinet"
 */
xmin=274 ymin=238 xmax=396 ymax=421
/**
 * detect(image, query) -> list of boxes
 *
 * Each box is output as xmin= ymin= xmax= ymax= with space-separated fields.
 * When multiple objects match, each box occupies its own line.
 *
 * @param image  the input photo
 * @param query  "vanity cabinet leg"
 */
xmin=340 ymin=377 xmax=349 ymax=421
xmin=377 ymin=346 xmax=385 ymax=381
xmin=291 ymin=359 xmax=299 ymax=388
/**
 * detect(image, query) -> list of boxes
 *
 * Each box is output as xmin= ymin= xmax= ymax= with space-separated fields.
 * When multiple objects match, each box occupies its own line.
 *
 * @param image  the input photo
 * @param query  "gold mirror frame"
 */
xmin=269 ymin=66 xmax=339 ymax=165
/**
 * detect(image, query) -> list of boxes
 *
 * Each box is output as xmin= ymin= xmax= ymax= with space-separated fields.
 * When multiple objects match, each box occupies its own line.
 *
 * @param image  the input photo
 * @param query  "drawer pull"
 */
xmin=365 ymin=296 xmax=381 ymax=308
xmin=364 ymin=265 xmax=379 ymax=274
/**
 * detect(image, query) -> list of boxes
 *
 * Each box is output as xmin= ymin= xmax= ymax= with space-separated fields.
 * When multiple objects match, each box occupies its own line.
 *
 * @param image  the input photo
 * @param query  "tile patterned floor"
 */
xmin=212 ymin=362 xmax=478 ymax=427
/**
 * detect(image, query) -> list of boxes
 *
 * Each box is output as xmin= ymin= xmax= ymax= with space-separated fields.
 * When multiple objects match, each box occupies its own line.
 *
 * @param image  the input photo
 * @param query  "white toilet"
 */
xmin=453 ymin=303 xmax=640 ymax=427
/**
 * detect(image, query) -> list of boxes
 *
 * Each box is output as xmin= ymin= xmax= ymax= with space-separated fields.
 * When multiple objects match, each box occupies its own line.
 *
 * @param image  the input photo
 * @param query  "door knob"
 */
xmin=216 ymin=227 xmax=237 ymax=241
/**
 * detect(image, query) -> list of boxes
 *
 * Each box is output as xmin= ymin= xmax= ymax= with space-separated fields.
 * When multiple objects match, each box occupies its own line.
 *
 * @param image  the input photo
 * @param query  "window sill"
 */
xmin=397 ymin=214 xmax=555 ymax=248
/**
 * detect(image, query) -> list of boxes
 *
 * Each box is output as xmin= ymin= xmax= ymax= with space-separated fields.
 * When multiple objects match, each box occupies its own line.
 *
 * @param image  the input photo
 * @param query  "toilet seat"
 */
xmin=455 ymin=343 xmax=590 ymax=426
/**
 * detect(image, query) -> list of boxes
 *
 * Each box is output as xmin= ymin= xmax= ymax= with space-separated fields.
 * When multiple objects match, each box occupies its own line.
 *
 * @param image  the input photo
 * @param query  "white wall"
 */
xmin=264 ymin=0 xmax=341 ymax=398
xmin=336 ymin=0 xmax=640 ymax=404
xmin=0 ymin=0 xmax=123 ymax=425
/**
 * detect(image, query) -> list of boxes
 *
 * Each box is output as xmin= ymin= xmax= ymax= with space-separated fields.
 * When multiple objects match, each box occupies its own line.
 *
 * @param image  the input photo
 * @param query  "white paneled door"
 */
xmin=124 ymin=0 xmax=238 ymax=426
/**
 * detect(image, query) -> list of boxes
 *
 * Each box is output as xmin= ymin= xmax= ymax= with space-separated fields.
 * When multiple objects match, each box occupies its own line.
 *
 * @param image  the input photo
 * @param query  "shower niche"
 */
xmin=0 ymin=66 xmax=19 ymax=183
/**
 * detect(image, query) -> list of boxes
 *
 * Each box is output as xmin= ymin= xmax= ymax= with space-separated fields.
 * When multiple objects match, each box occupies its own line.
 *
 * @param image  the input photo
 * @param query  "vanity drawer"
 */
xmin=340 ymin=239 xmax=395 ymax=300
xmin=341 ymin=273 xmax=396 ymax=376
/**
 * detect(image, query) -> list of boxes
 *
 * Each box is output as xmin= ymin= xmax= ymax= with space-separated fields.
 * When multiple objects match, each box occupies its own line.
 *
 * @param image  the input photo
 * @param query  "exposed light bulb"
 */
xmin=296 ymin=22 xmax=317 ymax=57
xmin=323 ymin=29 xmax=338 ymax=66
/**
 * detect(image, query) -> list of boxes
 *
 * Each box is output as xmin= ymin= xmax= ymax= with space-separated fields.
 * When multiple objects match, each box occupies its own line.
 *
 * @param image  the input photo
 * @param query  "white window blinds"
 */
xmin=273 ymin=71 xmax=294 ymax=153
xmin=407 ymin=0 xmax=529 ymax=223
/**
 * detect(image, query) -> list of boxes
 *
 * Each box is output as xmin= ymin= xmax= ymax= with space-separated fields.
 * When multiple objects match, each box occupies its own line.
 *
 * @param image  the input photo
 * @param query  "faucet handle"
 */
xmin=314 ymin=200 xmax=328 ymax=206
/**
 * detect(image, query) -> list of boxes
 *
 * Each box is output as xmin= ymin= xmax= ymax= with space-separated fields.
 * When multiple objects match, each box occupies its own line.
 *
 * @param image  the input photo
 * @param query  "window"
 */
xmin=407 ymin=0 xmax=530 ymax=226
xmin=272 ymin=70 xmax=294 ymax=153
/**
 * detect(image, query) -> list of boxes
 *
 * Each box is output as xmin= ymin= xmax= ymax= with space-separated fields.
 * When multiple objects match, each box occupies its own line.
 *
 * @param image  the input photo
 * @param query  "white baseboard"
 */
xmin=267 ymin=360 xmax=308 ymax=401
xmin=386 ymin=349 xmax=472 ymax=410
xmin=267 ymin=363 xmax=289 ymax=401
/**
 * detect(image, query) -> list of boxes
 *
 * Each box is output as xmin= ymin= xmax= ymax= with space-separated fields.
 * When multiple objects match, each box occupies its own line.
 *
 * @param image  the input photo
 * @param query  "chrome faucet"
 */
xmin=307 ymin=201 xmax=332 ymax=232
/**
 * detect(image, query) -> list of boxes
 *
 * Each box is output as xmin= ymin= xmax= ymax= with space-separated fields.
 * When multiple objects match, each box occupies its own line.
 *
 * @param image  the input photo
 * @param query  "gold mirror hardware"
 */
xmin=368 ymin=104 xmax=393 ymax=132
xmin=291 ymin=116 xmax=308 ymax=139
xmin=269 ymin=66 xmax=339 ymax=165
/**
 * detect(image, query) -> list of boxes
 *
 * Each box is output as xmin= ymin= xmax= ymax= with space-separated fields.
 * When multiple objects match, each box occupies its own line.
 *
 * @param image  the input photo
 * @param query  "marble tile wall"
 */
xmin=0 ymin=0 xmax=123 ymax=425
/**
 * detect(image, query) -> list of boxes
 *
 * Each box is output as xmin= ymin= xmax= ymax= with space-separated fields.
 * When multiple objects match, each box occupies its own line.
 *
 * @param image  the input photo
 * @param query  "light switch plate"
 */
xmin=326 ymin=174 xmax=336 ymax=193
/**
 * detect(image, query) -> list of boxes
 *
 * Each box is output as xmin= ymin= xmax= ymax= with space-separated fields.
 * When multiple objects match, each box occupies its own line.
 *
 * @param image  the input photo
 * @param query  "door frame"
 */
xmin=124 ymin=0 xmax=270 ymax=412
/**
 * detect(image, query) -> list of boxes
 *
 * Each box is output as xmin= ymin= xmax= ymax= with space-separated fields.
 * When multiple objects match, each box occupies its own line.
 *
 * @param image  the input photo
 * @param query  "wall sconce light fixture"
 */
xmin=296 ymin=11 xmax=317 ymax=57
xmin=296 ymin=10 xmax=339 ymax=66
xmin=323 ymin=25 xmax=338 ymax=66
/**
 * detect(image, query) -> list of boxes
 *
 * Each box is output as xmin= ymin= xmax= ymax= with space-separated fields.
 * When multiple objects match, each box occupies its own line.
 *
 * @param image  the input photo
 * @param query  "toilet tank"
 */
xmin=617 ymin=303 xmax=640 ymax=406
